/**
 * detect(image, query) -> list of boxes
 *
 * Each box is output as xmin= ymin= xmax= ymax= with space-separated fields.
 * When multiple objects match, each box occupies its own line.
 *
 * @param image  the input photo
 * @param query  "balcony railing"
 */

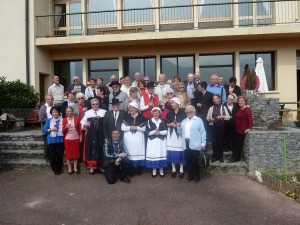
xmin=36 ymin=0 xmax=300 ymax=38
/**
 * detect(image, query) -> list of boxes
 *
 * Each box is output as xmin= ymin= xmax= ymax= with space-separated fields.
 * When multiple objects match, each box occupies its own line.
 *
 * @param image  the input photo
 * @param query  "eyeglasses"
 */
xmin=112 ymin=86 xmax=119 ymax=89
xmin=166 ymin=93 xmax=173 ymax=95
xmin=73 ymin=79 xmax=79 ymax=82
xmin=178 ymin=87 xmax=184 ymax=89
xmin=92 ymin=103 xmax=99 ymax=105
xmin=186 ymin=111 xmax=193 ymax=114
xmin=77 ymin=97 xmax=84 ymax=100
xmin=228 ymin=98 xmax=234 ymax=100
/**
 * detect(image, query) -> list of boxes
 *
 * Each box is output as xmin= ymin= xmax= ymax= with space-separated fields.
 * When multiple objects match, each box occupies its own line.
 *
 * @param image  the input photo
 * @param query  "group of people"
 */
xmin=39 ymin=71 xmax=253 ymax=185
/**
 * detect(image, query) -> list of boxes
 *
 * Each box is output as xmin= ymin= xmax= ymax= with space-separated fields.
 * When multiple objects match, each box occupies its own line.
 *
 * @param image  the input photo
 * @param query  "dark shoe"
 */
xmin=54 ymin=171 xmax=60 ymax=175
xmin=121 ymin=177 xmax=131 ymax=184
xmin=68 ymin=171 xmax=74 ymax=175
xmin=171 ymin=172 xmax=177 ymax=178
xmin=219 ymin=158 xmax=224 ymax=163
xmin=90 ymin=171 xmax=95 ymax=175
xmin=74 ymin=170 xmax=80 ymax=174
xmin=152 ymin=174 xmax=157 ymax=178
xmin=186 ymin=176 xmax=193 ymax=182
xmin=160 ymin=174 xmax=165 ymax=178
xmin=179 ymin=172 xmax=184 ymax=179
xmin=192 ymin=178 xmax=200 ymax=184
xmin=45 ymin=158 xmax=50 ymax=163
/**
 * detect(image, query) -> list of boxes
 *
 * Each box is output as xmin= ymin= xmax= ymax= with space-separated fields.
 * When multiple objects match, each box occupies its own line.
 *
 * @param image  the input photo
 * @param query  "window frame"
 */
xmin=88 ymin=58 xmax=119 ymax=84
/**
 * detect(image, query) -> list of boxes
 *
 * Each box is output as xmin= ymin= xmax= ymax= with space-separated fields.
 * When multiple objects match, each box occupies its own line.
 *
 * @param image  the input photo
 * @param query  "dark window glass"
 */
xmin=54 ymin=4 xmax=66 ymax=28
xmin=54 ymin=60 xmax=83 ymax=90
xmin=123 ymin=57 xmax=156 ymax=82
xmin=240 ymin=52 xmax=275 ymax=90
xmin=297 ymin=51 xmax=300 ymax=69
xmin=161 ymin=56 xmax=194 ymax=81
xmin=199 ymin=54 xmax=234 ymax=84
xmin=89 ymin=59 xmax=119 ymax=84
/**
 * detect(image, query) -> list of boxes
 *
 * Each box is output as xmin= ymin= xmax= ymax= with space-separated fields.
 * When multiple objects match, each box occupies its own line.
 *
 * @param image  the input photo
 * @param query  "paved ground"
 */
xmin=0 ymin=170 xmax=299 ymax=225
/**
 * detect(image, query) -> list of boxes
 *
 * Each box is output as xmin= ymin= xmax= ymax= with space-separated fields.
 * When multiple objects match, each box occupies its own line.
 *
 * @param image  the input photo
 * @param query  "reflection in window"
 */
xmin=88 ymin=0 xmax=117 ymax=26
xmin=239 ymin=53 xmax=274 ymax=90
xmin=124 ymin=57 xmax=156 ymax=81
xmin=161 ymin=56 xmax=194 ymax=81
xmin=54 ymin=61 xmax=83 ymax=89
xmin=161 ymin=0 xmax=192 ymax=21
xmin=199 ymin=54 xmax=234 ymax=85
xmin=200 ymin=0 xmax=231 ymax=19
xmin=89 ymin=59 xmax=119 ymax=84
xmin=124 ymin=0 xmax=153 ymax=24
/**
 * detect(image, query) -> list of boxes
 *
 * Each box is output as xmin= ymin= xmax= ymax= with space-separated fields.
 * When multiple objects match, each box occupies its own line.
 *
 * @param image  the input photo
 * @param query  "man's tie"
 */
xmin=114 ymin=111 xmax=117 ymax=126
xmin=94 ymin=111 xmax=97 ymax=116
xmin=150 ymin=95 xmax=154 ymax=101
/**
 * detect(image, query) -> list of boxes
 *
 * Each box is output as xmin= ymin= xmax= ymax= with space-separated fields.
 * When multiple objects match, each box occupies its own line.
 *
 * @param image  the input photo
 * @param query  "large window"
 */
xmin=161 ymin=55 xmax=194 ymax=81
xmin=238 ymin=0 xmax=272 ymax=26
xmin=124 ymin=0 xmax=153 ymax=24
xmin=161 ymin=0 xmax=192 ymax=22
xmin=239 ymin=52 xmax=275 ymax=90
xmin=54 ymin=60 xmax=83 ymax=89
xmin=124 ymin=57 xmax=156 ymax=81
xmin=89 ymin=59 xmax=119 ymax=84
xmin=200 ymin=0 xmax=231 ymax=19
xmin=199 ymin=54 xmax=234 ymax=84
xmin=88 ymin=0 xmax=117 ymax=27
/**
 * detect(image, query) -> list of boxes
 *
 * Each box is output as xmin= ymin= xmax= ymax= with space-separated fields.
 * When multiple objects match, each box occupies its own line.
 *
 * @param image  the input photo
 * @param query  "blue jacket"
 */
xmin=180 ymin=116 xmax=206 ymax=151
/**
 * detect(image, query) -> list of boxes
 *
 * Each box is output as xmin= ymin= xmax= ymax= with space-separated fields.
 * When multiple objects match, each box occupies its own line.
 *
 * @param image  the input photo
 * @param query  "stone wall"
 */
xmin=244 ymin=127 xmax=300 ymax=173
xmin=247 ymin=96 xmax=280 ymax=127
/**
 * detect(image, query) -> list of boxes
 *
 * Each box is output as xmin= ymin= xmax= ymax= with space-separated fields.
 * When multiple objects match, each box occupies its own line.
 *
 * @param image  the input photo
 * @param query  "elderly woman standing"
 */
xmin=121 ymin=102 xmax=146 ymax=175
xmin=62 ymin=106 xmax=82 ymax=175
xmin=145 ymin=107 xmax=168 ymax=177
xmin=228 ymin=96 xmax=253 ymax=163
xmin=166 ymin=97 xmax=186 ymax=178
xmin=121 ymin=76 xmax=134 ymax=97
xmin=81 ymin=98 xmax=106 ymax=174
xmin=207 ymin=94 xmax=230 ymax=163
xmin=43 ymin=106 xmax=64 ymax=175
xmin=154 ymin=74 xmax=170 ymax=101
xmin=124 ymin=87 xmax=140 ymax=112
xmin=180 ymin=105 xmax=206 ymax=184
xmin=84 ymin=77 xmax=98 ymax=100
xmin=176 ymin=82 xmax=191 ymax=109
xmin=160 ymin=88 xmax=175 ymax=120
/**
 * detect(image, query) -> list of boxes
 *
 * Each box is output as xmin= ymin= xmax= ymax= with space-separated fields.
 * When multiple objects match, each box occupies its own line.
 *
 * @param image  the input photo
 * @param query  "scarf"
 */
xmin=50 ymin=117 xmax=63 ymax=137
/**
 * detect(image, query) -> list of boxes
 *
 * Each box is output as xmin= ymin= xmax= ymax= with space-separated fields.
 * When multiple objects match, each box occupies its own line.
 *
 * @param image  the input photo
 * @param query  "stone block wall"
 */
xmin=247 ymin=97 xmax=280 ymax=127
xmin=244 ymin=127 xmax=300 ymax=173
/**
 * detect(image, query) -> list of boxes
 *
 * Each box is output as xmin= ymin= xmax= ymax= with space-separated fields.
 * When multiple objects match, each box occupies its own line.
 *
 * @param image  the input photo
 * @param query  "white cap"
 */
xmin=151 ymin=107 xmax=161 ymax=113
xmin=128 ymin=101 xmax=139 ymax=109
xmin=170 ymin=97 xmax=181 ymax=106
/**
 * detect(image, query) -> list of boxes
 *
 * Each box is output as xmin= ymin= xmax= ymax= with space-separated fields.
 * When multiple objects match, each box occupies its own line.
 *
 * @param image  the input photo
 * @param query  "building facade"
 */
xmin=1 ymin=0 xmax=300 ymax=107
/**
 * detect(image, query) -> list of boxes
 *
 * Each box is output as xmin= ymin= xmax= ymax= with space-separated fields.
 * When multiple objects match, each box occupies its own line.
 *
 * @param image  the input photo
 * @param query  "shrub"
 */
xmin=0 ymin=76 xmax=39 ymax=109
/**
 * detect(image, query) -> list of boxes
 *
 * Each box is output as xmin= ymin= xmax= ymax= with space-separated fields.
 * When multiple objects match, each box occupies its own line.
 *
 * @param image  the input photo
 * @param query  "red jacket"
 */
xmin=142 ymin=93 xmax=159 ymax=119
xmin=62 ymin=116 xmax=82 ymax=138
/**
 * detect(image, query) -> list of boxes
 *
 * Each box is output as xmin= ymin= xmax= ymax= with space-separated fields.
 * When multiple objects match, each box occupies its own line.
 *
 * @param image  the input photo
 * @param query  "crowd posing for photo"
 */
xmin=39 ymin=72 xmax=252 ymax=185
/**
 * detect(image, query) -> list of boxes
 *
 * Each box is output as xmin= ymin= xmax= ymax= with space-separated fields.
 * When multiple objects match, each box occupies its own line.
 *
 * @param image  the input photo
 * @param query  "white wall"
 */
xmin=0 ymin=0 xmax=26 ymax=82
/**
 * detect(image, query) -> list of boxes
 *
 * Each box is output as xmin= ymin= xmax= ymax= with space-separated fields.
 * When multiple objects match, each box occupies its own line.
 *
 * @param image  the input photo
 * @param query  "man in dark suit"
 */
xmin=103 ymin=98 xmax=126 ymax=141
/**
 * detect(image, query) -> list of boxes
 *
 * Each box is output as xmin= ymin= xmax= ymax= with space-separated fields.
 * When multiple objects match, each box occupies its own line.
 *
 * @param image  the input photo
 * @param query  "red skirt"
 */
xmin=64 ymin=139 xmax=80 ymax=160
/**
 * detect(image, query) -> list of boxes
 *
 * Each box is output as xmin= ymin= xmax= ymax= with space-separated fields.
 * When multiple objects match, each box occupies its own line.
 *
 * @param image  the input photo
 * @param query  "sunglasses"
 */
xmin=73 ymin=79 xmax=79 ymax=82
xmin=186 ymin=111 xmax=193 ymax=114
xmin=166 ymin=93 xmax=173 ymax=95
xmin=77 ymin=97 xmax=84 ymax=99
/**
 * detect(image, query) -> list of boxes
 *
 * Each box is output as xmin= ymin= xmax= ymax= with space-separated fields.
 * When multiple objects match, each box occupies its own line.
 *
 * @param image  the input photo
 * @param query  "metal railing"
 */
xmin=36 ymin=0 xmax=300 ymax=38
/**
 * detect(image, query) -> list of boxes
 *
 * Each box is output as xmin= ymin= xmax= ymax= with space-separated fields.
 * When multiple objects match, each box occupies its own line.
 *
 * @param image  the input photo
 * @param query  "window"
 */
xmin=124 ymin=0 xmax=153 ymax=24
xmin=123 ymin=57 xmax=156 ymax=81
xmin=89 ymin=59 xmax=119 ymax=84
xmin=161 ymin=56 xmax=194 ymax=81
xmin=54 ymin=60 xmax=83 ymax=89
xmin=53 ymin=1 xmax=82 ymax=36
xmin=200 ymin=0 xmax=231 ymax=19
xmin=239 ymin=53 xmax=275 ymax=90
xmin=238 ymin=0 xmax=272 ymax=27
xmin=199 ymin=54 xmax=234 ymax=84
xmin=88 ymin=0 xmax=117 ymax=27
xmin=161 ymin=0 xmax=192 ymax=22
xmin=297 ymin=51 xmax=300 ymax=69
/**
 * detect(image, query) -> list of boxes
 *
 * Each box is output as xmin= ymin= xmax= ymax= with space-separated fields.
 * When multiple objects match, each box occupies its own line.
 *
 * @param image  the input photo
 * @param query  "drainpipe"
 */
xmin=25 ymin=0 xmax=30 ymax=84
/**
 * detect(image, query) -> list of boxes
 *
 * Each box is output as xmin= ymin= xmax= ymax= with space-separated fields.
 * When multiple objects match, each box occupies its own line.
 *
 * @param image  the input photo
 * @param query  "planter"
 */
xmin=261 ymin=174 xmax=299 ymax=200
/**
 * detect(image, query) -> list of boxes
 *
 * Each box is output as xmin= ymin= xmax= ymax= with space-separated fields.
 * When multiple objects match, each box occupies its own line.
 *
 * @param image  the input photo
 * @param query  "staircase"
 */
xmin=0 ymin=130 xmax=248 ymax=174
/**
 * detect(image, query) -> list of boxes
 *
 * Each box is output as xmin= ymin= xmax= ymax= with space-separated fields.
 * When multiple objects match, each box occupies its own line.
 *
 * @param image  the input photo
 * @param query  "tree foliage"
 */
xmin=0 ymin=76 xmax=39 ymax=109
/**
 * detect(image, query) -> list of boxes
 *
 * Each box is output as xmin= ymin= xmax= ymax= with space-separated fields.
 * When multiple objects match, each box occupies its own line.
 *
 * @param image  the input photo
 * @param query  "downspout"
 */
xmin=25 ymin=0 xmax=30 ymax=84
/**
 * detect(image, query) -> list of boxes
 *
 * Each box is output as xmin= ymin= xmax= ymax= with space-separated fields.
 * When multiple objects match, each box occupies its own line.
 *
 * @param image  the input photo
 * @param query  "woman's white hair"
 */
xmin=185 ymin=105 xmax=196 ymax=113
xmin=76 ymin=92 xmax=85 ymax=99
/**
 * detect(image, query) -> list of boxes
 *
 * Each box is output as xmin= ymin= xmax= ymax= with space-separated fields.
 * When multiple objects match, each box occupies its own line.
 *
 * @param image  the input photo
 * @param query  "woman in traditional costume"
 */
xmin=80 ymin=98 xmax=106 ymax=174
xmin=145 ymin=107 xmax=168 ymax=177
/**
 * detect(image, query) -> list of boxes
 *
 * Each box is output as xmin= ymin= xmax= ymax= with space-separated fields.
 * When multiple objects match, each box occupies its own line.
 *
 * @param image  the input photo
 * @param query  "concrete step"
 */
xmin=1 ymin=149 xmax=44 ymax=159
xmin=0 ymin=132 xmax=43 ymax=142
xmin=207 ymin=150 xmax=232 ymax=160
xmin=205 ymin=160 xmax=247 ymax=175
xmin=2 ymin=158 xmax=49 ymax=170
xmin=0 ymin=141 xmax=44 ymax=150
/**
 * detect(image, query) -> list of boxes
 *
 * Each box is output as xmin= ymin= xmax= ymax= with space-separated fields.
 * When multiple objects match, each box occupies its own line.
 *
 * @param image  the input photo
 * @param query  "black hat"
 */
xmin=109 ymin=81 xmax=122 ymax=87
xmin=146 ymin=81 xmax=155 ymax=88
xmin=110 ymin=98 xmax=123 ymax=104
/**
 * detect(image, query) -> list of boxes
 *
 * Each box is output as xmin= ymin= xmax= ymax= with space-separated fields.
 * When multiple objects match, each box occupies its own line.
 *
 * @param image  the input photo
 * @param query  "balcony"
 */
xmin=36 ymin=0 xmax=300 ymax=46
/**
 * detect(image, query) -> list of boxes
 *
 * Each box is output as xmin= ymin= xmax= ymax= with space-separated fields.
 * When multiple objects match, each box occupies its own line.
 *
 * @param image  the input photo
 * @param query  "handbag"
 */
xmin=198 ymin=150 xmax=210 ymax=168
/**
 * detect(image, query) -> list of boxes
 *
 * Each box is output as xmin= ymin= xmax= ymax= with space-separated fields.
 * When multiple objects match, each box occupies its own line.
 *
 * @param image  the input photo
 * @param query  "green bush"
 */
xmin=0 ymin=76 xmax=39 ymax=109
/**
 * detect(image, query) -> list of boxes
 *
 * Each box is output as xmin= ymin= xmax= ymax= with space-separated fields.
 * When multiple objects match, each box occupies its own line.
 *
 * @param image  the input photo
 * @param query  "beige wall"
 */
xmin=0 ymin=0 xmax=26 ymax=82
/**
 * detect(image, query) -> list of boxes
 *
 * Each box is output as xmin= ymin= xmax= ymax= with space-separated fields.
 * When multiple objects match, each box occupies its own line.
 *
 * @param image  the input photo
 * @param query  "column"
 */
xmin=82 ymin=58 xmax=88 ymax=84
